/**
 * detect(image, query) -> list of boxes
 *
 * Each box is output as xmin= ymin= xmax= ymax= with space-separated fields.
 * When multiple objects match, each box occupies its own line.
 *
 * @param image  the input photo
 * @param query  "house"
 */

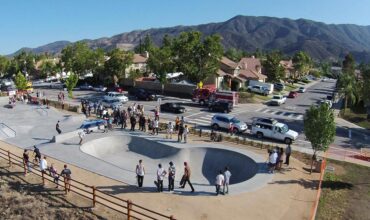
xmin=238 ymin=57 xmax=267 ymax=82
xmin=125 ymin=52 xmax=149 ymax=77
xmin=280 ymin=60 xmax=295 ymax=78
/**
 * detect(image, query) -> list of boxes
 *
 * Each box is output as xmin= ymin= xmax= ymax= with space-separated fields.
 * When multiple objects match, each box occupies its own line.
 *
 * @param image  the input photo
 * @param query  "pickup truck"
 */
xmin=251 ymin=121 xmax=298 ymax=144
xmin=269 ymin=95 xmax=286 ymax=106
xmin=247 ymin=85 xmax=270 ymax=96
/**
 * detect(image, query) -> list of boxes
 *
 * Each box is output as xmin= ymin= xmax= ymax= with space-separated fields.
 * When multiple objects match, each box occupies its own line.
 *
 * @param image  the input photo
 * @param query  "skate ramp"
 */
xmin=81 ymin=135 xmax=259 ymax=186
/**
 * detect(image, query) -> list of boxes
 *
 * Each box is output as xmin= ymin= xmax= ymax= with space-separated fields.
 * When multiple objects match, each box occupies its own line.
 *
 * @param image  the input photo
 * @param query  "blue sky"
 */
xmin=0 ymin=0 xmax=369 ymax=55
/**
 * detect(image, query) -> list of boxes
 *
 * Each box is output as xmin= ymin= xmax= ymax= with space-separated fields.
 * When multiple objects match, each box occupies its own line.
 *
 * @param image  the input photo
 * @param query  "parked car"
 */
xmin=247 ymin=85 xmax=270 ymax=96
xmin=298 ymin=87 xmax=306 ymax=93
xmin=251 ymin=120 xmax=298 ymax=144
xmin=208 ymin=100 xmax=233 ymax=113
xmin=79 ymin=83 xmax=93 ymax=90
xmin=211 ymin=114 xmax=247 ymax=133
xmin=160 ymin=103 xmax=186 ymax=113
xmin=107 ymin=86 xmax=124 ymax=93
xmin=128 ymin=88 xmax=156 ymax=101
xmin=288 ymin=91 xmax=298 ymax=98
xmin=49 ymin=82 xmax=65 ymax=89
xmin=104 ymin=92 xmax=128 ymax=102
xmin=101 ymin=99 xmax=125 ymax=109
xmin=93 ymin=85 xmax=107 ymax=92
xmin=269 ymin=95 xmax=286 ymax=106
xmin=319 ymin=100 xmax=333 ymax=108
xmin=274 ymin=83 xmax=285 ymax=91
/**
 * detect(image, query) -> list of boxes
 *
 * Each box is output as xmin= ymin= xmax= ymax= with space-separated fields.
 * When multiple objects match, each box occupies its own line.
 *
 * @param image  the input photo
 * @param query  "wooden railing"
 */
xmin=310 ymin=152 xmax=327 ymax=220
xmin=0 ymin=147 xmax=175 ymax=220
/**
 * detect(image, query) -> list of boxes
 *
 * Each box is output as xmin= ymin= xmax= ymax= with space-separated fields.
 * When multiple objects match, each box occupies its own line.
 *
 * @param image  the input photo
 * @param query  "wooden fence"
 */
xmin=0 ymin=147 xmax=175 ymax=220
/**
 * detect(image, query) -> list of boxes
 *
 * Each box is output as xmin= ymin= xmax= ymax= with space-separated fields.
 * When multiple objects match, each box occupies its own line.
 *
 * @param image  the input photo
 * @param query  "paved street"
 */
xmin=33 ymin=79 xmax=370 ymax=154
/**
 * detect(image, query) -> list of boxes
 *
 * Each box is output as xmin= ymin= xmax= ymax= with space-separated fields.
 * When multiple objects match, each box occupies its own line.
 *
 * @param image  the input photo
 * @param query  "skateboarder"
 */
xmin=56 ymin=121 xmax=62 ymax=134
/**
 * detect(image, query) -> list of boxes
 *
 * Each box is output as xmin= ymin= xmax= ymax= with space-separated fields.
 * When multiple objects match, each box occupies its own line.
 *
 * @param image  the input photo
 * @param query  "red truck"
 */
xmin=192 ymin=87 xmax=239 ymax=106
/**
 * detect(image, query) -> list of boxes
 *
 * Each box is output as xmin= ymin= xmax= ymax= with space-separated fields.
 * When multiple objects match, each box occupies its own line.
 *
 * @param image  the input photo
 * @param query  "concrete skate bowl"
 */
xmin=80 ymin=135 xmax=270 ymax=194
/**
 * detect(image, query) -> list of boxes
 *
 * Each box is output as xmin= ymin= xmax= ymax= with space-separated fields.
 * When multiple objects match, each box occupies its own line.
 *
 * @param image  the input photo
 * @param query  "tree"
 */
xmin=60 ymin=42 xmax=95 ymax=76
xmin=292 ymin=51 xmax=312 ymax=79
xmin=361 ymin=66 xmax=370 ymax=119
xmin=14 ymin=72 xmax=28 ymax=90
xmin=65 ymin=73 xmax=79 ymax=98
xmin=104 ymin=49 xmax=133 ymax=85
xmin=39 ymin=59 xmax=56 ymax=79
xmin=342 ymin=53 xmax=356 ymax=75
xmin=263 ymin=51 xmax=285 ymax=82
xmin=320 ymin=62 xmax=331 ymax=77
xmin=338 ymin=71 xmax=358 ymax=112
xmin=304 ymin=104 xmax=336 ymax=173
xmin=224 ymin=48 xmax=249 ymax=62
xmin=172 ymin=31 xmax=223 ymax=83
xmin=0 ymin=56 xmax=10 ymax=77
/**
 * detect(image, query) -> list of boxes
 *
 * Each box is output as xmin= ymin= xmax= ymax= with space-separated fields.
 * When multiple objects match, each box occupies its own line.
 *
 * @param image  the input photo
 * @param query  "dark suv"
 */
xmin=128 ymin=88 xmax=156 ymax=101
xmin=208 ymin=101 xmax=233 ymax=113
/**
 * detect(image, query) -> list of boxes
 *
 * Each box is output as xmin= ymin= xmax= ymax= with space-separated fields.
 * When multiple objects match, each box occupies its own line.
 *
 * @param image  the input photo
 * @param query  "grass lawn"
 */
xmin=316 ymin=159 xmax=370 ymax=220
xmin=285 ymin=84 xmax=298 ymax=92
xmin=340 ymin=107 xmax=370 ymax=130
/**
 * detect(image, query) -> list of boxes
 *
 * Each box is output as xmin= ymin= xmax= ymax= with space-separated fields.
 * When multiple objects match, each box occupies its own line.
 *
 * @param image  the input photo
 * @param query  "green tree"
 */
xmin=172 ymin=31 xmax=223 ymax=83
xmin=12 ymin=51 xmax=37 ymax=78
xmin=338 ymin=72 xmax=358 ymax=112
xmin=65 ymin=73 xmax=79 ymax=98
xmin=361 ymin=66 xmax=370 ymax=119
xmin=342 ymin=53 xmax=356 ymax=75
xmin=224 ymin=48 xmax=248 ymax=62
xmin=39 ymin=59 xmax=56 ymax=79
xmin=0 ymin=56 xmax=10 ymax=77
xmin=263 ymin=51 xmax=285 ymax=82
xmin=320 ymin=62 xmax=331 ymax=77
xmin=14 ymin=72 xmax=28 ymax=90
xmin=60 ymin=42 xmax=95 ymax=76
xmin=135 ymin=34 xmax=156 ymax=54
xmin=304 ymin=104 xmax=336 ymax=173
xmin=104 ymin=49 xmax=133 ymax=85
xmin=292 ymin=51 xmax=312 ymax=79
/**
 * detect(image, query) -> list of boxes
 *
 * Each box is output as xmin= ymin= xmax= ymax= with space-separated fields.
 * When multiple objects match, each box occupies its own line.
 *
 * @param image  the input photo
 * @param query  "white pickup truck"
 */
xmin=251 ymin=121 xmax=298 ymax=144
xmin=247 ymin=85 xmax=270 ymax=96
xmin=269 ymin=95 xmax=286 ymax=106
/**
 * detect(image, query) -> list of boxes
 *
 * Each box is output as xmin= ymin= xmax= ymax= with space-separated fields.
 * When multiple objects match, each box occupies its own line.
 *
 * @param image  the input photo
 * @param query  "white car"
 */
xmin=101 ymin=99 xmax=125 ymax=109
xmin=319 ymin=100 xmax=333 ymax=108
xmin=104 ymin=92 xmax=128 ymax=103
xmin=298 ymin=87 xmax=306 ymax=93
xmin=269 ymin=95 xmax=286 ymax=106
xmin=93 ymin=85 xmax=107 ymax=92
xmin=211 ymin=114 xmax=247 ymax=133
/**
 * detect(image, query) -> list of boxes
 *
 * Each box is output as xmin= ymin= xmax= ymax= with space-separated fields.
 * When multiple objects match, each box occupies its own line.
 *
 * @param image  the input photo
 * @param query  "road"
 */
xmin=33 ymin=80 xmax=369 ymax=153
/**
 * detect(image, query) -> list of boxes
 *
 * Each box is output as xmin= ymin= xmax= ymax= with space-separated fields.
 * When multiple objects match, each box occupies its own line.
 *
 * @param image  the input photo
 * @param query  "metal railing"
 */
xmin=0 ymin=147 xmax=176 ymax=220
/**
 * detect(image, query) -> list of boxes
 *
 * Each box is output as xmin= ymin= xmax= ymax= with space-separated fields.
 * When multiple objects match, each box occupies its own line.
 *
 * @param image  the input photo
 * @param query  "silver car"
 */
xmin=211 ymin=114 xmax=247 ymax=133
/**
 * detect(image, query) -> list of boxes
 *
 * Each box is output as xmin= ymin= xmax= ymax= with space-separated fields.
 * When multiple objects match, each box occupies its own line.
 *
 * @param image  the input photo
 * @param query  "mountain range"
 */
xmin=10 ymin=15 xmax=370 ymax=62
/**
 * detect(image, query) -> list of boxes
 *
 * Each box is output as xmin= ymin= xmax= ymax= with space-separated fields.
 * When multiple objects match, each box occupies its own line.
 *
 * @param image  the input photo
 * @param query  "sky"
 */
xmin=0 ymin=0 xmax=369 ymax=55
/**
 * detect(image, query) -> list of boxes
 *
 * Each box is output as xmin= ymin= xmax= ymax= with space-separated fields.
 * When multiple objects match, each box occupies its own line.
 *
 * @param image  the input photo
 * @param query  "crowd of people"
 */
xmin=267 ymin=144 xmax=292 ymax=173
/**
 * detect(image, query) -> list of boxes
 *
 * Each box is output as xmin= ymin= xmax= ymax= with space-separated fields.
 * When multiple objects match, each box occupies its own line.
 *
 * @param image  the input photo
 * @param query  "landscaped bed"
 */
xmin=316 ymin=159 xmax=370 ymax=220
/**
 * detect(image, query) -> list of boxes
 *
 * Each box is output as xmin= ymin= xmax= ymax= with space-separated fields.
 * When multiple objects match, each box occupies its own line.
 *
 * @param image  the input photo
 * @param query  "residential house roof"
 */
xmin=133 ymin=54 xmax=148 ymax=64
xmin=280 ymin=60 xmax=294 ymax=70
xmin=220 ymin=57 xmax=239 ymax=69
xmin=238 ymin=57 xmax=267 ymax=80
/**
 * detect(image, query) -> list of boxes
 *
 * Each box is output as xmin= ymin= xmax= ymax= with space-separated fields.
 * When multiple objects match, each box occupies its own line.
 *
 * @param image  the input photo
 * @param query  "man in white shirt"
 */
xmin=269 ymin=149 xmax=278 ymax=173
xmin=215 ymin=170 xmax=225 ymax=195
xmin=136 ymin=160 xmax=145 ymax=187
xmin=223 ymin=167 xmax=232 ymax=194
xmin=40 ymin=156 xmax=48 ymax=173
xmin=156 ymin=164 xmax=167 ymax=192
xmin=183 ymin=125 xmax=189 ymax=143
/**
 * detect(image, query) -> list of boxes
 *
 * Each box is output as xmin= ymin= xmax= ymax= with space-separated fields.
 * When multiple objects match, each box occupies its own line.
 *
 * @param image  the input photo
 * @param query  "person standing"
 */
xmin=136 ymin=160 xmax=145 ymax=187
xmin=175 ymin=116 xmax=180 ymax=131
xmin=168 ymin=161 xmax=176 ymax=191
xmin=180 ymin=162 xmax=194 ymax=192
xmin=33 ymin=145 xmax=41 ymax=164
xmin=215 ymin=170 xmax=225 ymax=196
xmin=60 ymin=164 xmax=72 ymax=192
xmin=130 ymin=114 xmax=137 ymax=131
xmin=49 ymin=164 xmax=59 ymax=188
xmin=183 ymin=125 xmax=189 ymax=143
xmin=166 ymin=122 xmax=174 ymax=139
xmin=40 ymin=156 xmax=48 ymax=173
xmin=153 ymin=118 xmax=159 ymax=135
xmin=56 ymin=121 xmax=62 ymax=134
xmin=23 ymin=150 xmax=31 ymax=175
xmin=78 ymin=130 xmax=85 ymax=145
xmin=156 ymin=164 xmax=167 ymax=192
xmin=178 ymin=124 xmax=184 ymax=142
xmin=223 ymin=167 xmax=232 ymax=194
xmin=268 ymin=149 xmax=278 ymax=174
xmin=284 ymin=144 xmax=292 ymax=166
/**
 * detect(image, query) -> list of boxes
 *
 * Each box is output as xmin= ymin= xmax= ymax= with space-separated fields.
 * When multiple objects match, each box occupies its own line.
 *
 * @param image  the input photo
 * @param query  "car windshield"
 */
xmin=281 ymin=124 xmax=289 ymax=133
xmin=231 ymin=117 xmax=241 ymax=124
xmin=172 ymin=104 xmax=179 ymax=107
xmin=272 ymin=96 xmax=281 ymax=99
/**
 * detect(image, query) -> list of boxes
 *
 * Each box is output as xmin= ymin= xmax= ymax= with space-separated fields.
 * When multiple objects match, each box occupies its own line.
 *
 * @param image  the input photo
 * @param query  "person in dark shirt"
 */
xmin=61 ymin=164 xmax=72 ymax=192
xmin=23 ymin=149 xmax=31 ymax=175
xmin=33 ymin=145 xmax=41 ymax=163
xmin=56 ymin=121 xmax=62 ymax=134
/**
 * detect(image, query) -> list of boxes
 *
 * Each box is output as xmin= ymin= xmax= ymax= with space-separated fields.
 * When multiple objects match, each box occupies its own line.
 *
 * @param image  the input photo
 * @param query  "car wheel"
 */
xmin=257 ymin=132 xmax=263 ymax=139
xmin=199 ymin=100 xmax=205 ymax=106
xmin=233 ymin=128 xmax=239 ymax=133
xmin=284 ymin=138 xmax=292 ymax=144
xmin=212 ymin=124 xmax=219 ymax=130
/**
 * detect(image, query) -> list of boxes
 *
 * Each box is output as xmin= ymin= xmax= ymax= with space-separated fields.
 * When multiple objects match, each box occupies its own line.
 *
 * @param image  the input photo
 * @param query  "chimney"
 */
xmin=144 ymin=51 xmax=149 ymax=58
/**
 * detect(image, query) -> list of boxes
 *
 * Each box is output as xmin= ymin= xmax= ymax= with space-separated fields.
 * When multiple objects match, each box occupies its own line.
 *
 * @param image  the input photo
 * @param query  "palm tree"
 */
xmin=338 ymin=71 xmax=358 ymax=112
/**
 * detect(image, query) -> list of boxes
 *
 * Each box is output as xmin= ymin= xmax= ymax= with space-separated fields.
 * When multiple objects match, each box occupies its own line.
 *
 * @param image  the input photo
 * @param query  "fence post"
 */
xmin=41 ymin=171 xmax=45 ymax=185
xmin=7 ymin=150 xmax=12 ymax=167
xmin=127 ymin=200 xmax=132 ymax=220
xmin=64 ymin=177 xmax=68 ymax=195
xmin=92 ymin=186 xmax=96 ymax=207
xmin=170 ymin=215 xmax=175 ymax=220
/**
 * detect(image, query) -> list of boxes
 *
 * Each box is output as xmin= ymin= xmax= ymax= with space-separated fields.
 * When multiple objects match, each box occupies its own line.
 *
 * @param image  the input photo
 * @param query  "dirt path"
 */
xmin=0 ymin=140 xmax=319 ymax=220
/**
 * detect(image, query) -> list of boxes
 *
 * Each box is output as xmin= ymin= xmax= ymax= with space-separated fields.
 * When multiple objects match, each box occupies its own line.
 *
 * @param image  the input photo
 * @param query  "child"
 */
xmin=183 ymin=125 xmax=189 ymax=143
xmin=166 ymin=122 xmax=174 ymax=139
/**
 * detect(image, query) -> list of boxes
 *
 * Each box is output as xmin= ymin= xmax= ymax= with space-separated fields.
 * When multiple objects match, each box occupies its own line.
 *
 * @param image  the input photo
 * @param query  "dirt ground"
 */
xmin=0 ymin=138 xmax=320 ymax=220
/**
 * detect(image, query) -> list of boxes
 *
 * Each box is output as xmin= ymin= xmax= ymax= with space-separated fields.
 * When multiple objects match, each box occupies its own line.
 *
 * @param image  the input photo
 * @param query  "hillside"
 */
xmin=10 ymin=15 xmax=370 ymax=62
